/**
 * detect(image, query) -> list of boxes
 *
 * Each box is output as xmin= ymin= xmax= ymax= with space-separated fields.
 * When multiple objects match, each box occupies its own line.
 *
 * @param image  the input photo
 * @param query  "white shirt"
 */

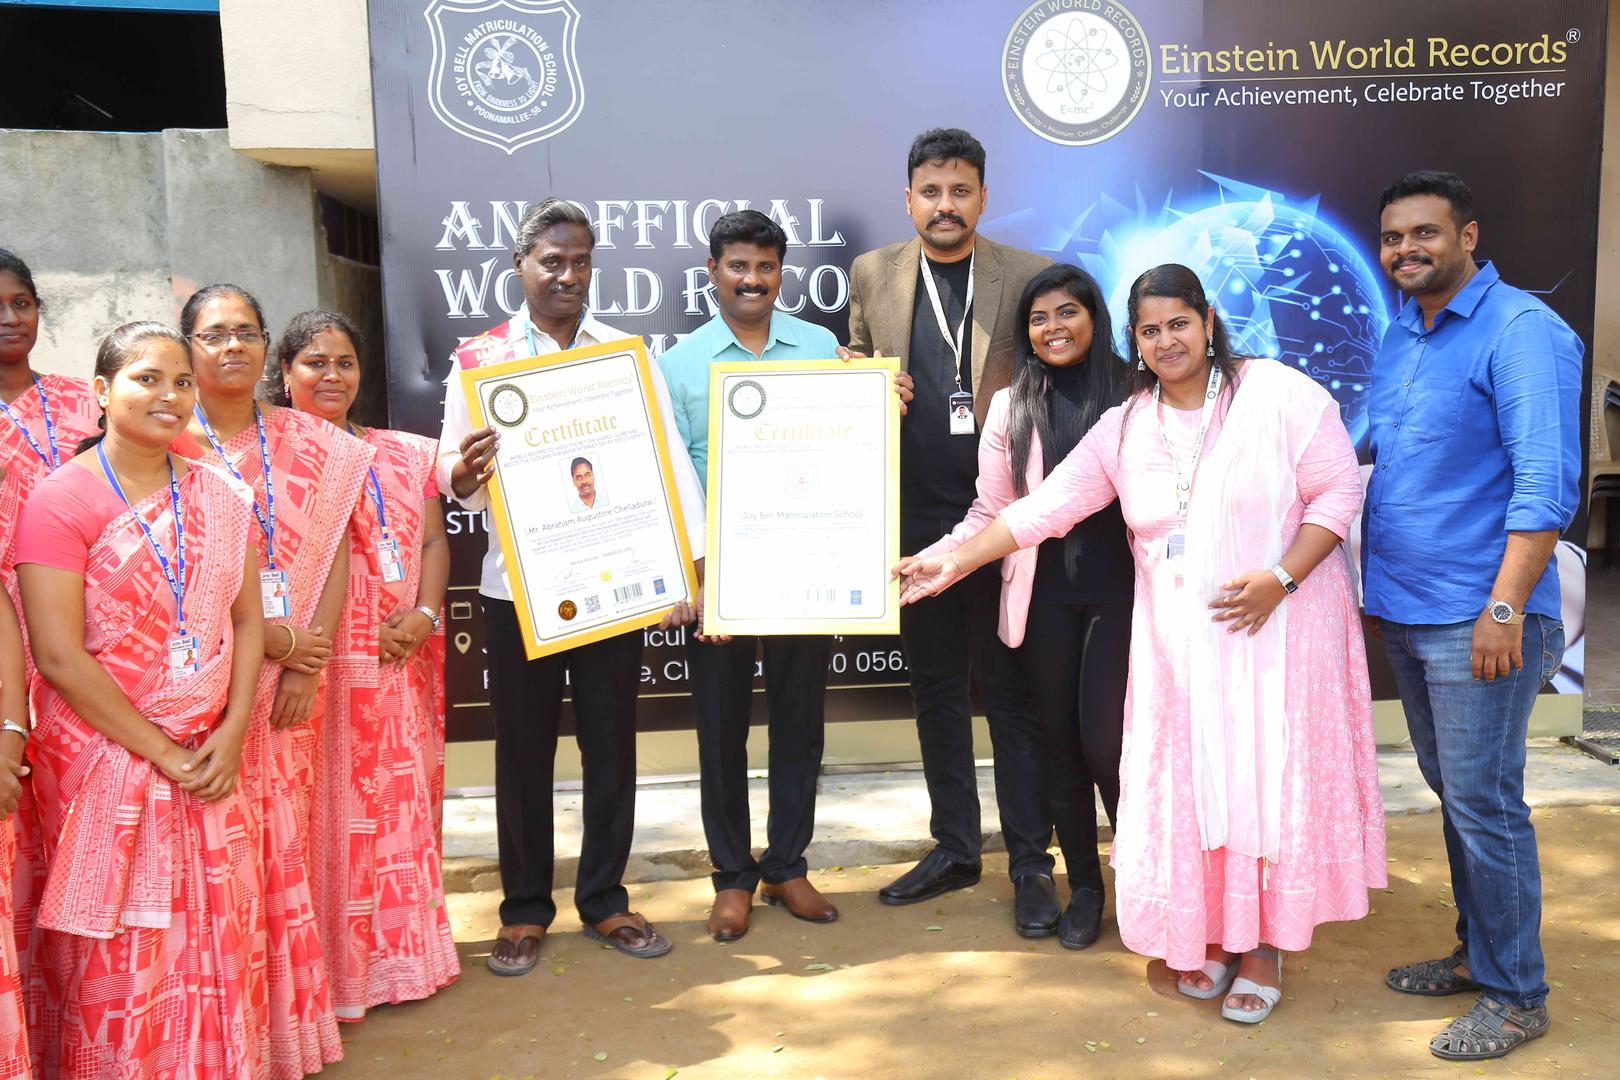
xmin=435 ymin=310 xmax=707 ymax=601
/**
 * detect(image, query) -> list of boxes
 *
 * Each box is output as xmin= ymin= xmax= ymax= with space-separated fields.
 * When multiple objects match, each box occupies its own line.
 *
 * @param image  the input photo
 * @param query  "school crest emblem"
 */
xmin=426 ymin=0 xmax=584 ymax=154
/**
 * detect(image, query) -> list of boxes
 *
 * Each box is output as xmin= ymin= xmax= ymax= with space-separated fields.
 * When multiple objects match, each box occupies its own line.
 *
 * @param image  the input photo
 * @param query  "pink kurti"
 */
xmin=175 ymin=407 xmax=373 ymax=1077
xmin=18 ymin=460 xmax=265 ymax=1079
xmin=312 ymin=427 xmax=457 ymax=1020
xmin=0 ymin=371 xmax=102 ymax=1024
xmin=1001 ymin=360 xmax=1386 ymax=971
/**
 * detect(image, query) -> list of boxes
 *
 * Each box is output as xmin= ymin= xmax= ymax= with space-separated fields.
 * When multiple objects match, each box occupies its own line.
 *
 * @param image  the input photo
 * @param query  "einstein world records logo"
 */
xmin=1002 ymin=0 xmax=1152 ymax=146
xmin=426 ymin=0 xmax=584 ymax=154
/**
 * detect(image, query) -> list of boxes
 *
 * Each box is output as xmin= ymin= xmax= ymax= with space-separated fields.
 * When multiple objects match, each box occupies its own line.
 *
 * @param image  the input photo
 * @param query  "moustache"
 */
xmin=929 ymin=213 xmax=966 ymax=228
xmin=733 ymin=286 xmax=769 ymax=297
xmin=548 ymin=283 xmax=582 ymax=293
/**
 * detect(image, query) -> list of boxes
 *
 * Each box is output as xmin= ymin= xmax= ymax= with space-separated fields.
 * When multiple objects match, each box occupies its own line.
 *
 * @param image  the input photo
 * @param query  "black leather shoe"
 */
xmin=879 ymin=848 xmax=982 ymax=905
xmin=1014 ymin=873 xmax=1061 ymax=938
xmin=1058 ymin=887 xmax=1103 ymax=950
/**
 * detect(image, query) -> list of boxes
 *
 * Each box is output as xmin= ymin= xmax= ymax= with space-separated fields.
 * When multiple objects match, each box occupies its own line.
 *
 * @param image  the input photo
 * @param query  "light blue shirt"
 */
xmin=1362 ymin=261 xmax=1583 ymax=623
xmin=657 ymin=310 xmax=840 ymax=491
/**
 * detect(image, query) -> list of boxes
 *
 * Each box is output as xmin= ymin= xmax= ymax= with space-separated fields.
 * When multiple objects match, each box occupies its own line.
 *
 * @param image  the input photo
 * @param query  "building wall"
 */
xmin=0 ymin=127 xmax=370 ymax=383
xmin=220 ymin=0 xmax=377 ymax=210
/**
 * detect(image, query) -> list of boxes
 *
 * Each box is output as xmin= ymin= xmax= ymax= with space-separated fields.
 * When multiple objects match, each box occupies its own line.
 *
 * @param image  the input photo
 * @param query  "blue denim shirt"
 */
xmin=657 ymin=310 xmax=839 ymax=493
xmin=1362 ymin=261 xmax=1583 ymax=624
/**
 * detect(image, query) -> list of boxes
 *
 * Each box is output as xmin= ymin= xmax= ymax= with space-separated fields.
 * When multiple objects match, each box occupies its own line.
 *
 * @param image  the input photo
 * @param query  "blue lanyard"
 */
xmin=96 ymin=443 xmax=187 ymax=632
xmin=0 ymin=372 xmax=59 ymax=470
xmin=194 ymin=404 xmax=279 ymax=568
xmin=348 ymin=424 xmax=389 ymax=538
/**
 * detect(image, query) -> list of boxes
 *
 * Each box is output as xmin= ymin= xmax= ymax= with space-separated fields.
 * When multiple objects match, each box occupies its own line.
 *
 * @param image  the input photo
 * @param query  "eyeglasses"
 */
xmin=190 ymin=329 xmax=268 ymax=347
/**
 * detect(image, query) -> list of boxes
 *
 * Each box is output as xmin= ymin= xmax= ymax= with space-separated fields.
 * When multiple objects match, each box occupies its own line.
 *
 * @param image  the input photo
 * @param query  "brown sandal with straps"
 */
xmin=1430 ymin=995 xmax=1549 ymax=1060
xmin=1386 ymin=943 xmax=1480 ymax=996
xmin=584 ymin=911 xmax=673 ymax=959
xmin=487 ymin=923 xmax=546 ymax=976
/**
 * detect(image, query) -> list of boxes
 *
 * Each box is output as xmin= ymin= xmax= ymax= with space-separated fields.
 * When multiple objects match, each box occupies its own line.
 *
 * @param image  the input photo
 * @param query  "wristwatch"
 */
xmin=414 ymin=605 xmax=443 ymax=633
xmin=1487 ymin=599 xmax=1526 ymax=625
xmin=1270 ymin=565 xmax=1299 ymax=595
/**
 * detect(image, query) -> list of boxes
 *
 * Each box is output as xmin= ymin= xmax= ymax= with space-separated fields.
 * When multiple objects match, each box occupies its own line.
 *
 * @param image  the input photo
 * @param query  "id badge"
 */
xmin=379 ymin=536 xmax=405 ymax=583
xmin=1166 ymin=532 xmax=1186 ymax=590
xmin=948 ymin=391 xmax=975 ymax=435
xmin=168 ymin=633 xmax=200 ymax=683
xmin=260 ymin=569 xmax=291 ymax=618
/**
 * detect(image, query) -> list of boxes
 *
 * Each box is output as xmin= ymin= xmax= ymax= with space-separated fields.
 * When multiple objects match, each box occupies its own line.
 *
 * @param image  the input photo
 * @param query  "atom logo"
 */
xmin=1034 ymin=18 xmax=1121 ymax=113
xmin=1002 ymin=2 xmax=1151 ymax=147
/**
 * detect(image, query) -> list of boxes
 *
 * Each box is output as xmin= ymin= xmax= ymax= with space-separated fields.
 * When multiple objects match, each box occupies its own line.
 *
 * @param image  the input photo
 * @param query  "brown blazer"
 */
xmin=847 ymin=234 xmax=1053 ymax=426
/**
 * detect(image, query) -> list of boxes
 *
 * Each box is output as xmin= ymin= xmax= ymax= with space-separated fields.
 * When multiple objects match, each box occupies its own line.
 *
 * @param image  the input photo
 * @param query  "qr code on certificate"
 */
xmin=584 ymin=595 xmax=602 ymax=615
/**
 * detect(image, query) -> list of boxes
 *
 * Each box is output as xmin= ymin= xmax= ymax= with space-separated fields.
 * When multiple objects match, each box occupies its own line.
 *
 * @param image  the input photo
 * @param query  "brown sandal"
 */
xmin=1386 ymin=943 xmax=1480 ymax=996
xmin=584 ymin=912 xmax=672 ymax=958
xmin=487 ymin=923 xmax=545 ymax=976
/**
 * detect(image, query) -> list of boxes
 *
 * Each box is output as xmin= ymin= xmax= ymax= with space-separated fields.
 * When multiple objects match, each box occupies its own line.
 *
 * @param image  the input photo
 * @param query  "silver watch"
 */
xmin=414 ymin=605 xmax=442 ymax=632
xmin=1487 ymin=599 xmax=1526 ymax=625
xmin=0 ymin=719 xmax=28 ymax=742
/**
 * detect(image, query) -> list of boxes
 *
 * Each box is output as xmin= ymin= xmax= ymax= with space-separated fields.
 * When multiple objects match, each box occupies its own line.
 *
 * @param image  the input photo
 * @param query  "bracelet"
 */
xmin=0 ymin=719 xmax=27 ymax=742
xmin=274 ymin=625 xmax=299 ymax=663
xmin=414 ymin=604 xmax=442 ymax=633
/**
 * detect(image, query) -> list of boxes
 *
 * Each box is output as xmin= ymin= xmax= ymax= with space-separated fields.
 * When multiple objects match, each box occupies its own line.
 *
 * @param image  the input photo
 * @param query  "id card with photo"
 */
xmin=260 ymin=569 xmax=291 ymax=618
xmin=379 ymin=536 xmax=405 ymax=583
xmin=168 ymin=633 xmax=200 ymax=683
xmin=948 ymin=391 xmax=975 ymax=435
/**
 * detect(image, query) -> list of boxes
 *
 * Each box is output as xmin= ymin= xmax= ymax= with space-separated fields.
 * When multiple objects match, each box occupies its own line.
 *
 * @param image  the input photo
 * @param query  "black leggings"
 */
xmin=1020 ymin=598 xmax=1132 ymax=893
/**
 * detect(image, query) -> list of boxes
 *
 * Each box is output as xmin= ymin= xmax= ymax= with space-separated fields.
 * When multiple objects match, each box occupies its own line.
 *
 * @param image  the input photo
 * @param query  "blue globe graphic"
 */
xmin=1103 ymin=199 xmax=1390 ymax=449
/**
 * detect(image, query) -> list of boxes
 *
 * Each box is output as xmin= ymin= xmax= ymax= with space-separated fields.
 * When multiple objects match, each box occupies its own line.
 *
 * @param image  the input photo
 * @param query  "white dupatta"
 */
xmin=1178 ymin=358 xmax=1326 ymax=863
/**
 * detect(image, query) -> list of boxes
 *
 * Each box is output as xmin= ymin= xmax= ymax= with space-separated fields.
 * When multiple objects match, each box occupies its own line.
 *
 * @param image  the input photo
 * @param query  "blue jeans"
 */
xmin=1381 ymin=614 xmax=1564 ymax=1010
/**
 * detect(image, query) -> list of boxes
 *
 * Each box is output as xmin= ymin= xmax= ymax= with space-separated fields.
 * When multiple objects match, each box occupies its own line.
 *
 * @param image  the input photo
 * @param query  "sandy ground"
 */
xmin=326 ymin=805 xmax=1620 ymax=1080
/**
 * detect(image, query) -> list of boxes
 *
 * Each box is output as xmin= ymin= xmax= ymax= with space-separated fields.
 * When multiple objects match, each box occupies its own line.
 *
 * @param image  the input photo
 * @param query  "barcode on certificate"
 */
xmin=805 ymin=588 xmax=838 ymax=604
xmin=613 ymin=583 xmax=643 ymax=604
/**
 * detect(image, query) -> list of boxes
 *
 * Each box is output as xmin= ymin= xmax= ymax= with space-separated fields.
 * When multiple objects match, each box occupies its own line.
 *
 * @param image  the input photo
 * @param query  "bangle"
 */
xmin=274 ymin=625 xmax=298 ymax=663
xmin=0 ymin=720 xmax=27 ymax=742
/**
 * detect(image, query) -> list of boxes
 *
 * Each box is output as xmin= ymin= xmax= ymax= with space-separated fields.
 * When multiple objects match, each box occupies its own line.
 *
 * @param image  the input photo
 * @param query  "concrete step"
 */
xmin=440 ymin=741 xmax=1620 ymax=893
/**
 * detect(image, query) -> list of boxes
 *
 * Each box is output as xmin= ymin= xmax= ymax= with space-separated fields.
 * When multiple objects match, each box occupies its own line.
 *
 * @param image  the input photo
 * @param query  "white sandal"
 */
xmin=1221 ymin=946 xmax=1283 ymax=1023
xmin=1177 ymin=953 xmax=1239 ymax=1000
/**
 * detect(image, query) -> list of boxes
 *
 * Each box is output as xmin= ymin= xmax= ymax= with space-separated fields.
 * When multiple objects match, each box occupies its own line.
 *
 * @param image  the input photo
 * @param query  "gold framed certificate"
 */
xmin=462 ymin=338 xmax=699 ymax=659
xmin=703 ymin=358 xmax=901 ymax=636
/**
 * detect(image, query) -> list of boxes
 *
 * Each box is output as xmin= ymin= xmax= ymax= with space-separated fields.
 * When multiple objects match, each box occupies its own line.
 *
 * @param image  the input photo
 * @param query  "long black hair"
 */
xmin=1119 ymin=263 xmax=1245 ymax=436
xmin=75 ymin=322 xmax=192 ymax=455
xmin=1006 ymin=264 xmax=1127 ymax=495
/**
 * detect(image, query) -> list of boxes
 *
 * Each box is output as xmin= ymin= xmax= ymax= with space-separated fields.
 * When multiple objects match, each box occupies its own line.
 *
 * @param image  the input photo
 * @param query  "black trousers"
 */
xmin=1021 ymin=598 xmax=1132 ymax=892
xmin=686 ymin=634 xmax=831 ymax=892
xmin=900 ymin=519 xmax=1053 ymax=879
xmin=484 ymin=597 xmax=641 ymax=928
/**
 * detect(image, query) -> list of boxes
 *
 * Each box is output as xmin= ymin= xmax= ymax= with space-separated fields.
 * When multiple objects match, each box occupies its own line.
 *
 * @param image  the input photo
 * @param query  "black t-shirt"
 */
xmin=1031 ymin=363 xmax=1135 ymax=604
xmin=902 ymin=255 xmax=978 ymax=526
xmin=1031 ymin=502 xmax=1134 ymax=605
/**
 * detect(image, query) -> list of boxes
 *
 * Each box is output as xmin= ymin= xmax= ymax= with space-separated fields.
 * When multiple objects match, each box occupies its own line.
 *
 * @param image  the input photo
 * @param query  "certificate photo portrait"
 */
xmin=566 ymin=455 xmax=606 ymax=513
